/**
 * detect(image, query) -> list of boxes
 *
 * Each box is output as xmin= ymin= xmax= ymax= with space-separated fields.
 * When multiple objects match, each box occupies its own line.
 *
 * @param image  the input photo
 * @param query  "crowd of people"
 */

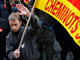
xmin=0 ymin=0 xmax=77 ymax=60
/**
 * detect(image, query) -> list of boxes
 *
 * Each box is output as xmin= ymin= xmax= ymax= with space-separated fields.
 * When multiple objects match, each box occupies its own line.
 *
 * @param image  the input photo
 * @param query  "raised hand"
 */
xmin=16 ymin=4 xmax=31 ymax=17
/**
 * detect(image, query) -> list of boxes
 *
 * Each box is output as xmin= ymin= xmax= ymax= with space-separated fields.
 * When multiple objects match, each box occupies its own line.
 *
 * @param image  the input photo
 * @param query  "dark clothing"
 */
xmin=34 ymin=20 xmax=56 ymax=60
xmin=6 ymin=0 xmax=18 ymax=14
xmin=0 ymin=3 xmax=9 ymax=20
xmin=0 ymin=18 xmax=10 ymax=56
xmin=35 ymin=20 xmax=55 ymax=43
xmin=6 ymin=15 xmax=40 ymax=60
xmin=34 ymin=9 xmax=56 ymax=60
xmin=0 ymin=1 xmax=18 ymax=20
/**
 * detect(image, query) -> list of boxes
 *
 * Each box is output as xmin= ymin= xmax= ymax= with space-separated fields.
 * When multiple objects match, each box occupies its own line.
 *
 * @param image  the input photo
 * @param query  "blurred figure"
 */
xmin=0 ymin=18 xmax=10 ymax=60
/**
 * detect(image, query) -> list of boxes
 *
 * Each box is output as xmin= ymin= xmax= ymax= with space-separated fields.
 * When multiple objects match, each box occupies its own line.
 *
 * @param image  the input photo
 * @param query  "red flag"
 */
xmin=67 ymin=0 xmax=80 ymax=11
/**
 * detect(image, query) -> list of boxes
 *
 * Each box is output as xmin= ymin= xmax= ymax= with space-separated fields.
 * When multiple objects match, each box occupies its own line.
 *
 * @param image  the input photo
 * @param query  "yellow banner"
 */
xmin=34 ymin=0 xmax=80 ymax=46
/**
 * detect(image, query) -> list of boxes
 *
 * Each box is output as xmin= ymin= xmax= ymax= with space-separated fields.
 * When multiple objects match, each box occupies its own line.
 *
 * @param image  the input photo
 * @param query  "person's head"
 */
xmin=8 ymin=12 xmax=22 ymax=32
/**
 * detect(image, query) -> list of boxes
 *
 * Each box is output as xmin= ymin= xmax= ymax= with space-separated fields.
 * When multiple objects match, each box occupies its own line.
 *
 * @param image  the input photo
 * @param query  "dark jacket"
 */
xmin=34 ymin=19 xmax=55 ymax=44
xmin=33 ymin=15 xmax=55 ymax=60
xmin=0 ymin=1 xmax=18 ymax=20
xmin=6 ymin=15 xmax=40 ymax=60
xmin=34 ymin=10 xmax=56 ymax=44
xmin=0 ymin=3 xmax=9 ymax=20
xmin=0 ymin=18 xmax=10 ymax=56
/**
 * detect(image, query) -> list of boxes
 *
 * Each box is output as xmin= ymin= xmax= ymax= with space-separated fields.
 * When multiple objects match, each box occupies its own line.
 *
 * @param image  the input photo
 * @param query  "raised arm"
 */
xmin=16 ymin=4 xmax=41 ymax=36
xmin=16 ymin=4 xmax=31 ymax=17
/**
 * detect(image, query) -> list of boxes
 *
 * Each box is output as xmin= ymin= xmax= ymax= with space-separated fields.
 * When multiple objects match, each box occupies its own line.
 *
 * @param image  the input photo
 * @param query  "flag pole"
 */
xmin=18 ymin=6 xmax=35 ymax=50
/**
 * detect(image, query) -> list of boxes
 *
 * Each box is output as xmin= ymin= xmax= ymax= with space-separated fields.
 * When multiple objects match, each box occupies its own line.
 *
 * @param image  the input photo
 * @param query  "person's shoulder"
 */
xmin=6 ymin=31 xmax=12 ymax=38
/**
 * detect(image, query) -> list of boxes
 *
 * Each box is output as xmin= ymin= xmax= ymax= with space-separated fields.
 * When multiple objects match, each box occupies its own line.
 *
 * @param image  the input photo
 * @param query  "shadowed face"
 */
xmin=9 ymin=20 xmax=22 ymax=32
